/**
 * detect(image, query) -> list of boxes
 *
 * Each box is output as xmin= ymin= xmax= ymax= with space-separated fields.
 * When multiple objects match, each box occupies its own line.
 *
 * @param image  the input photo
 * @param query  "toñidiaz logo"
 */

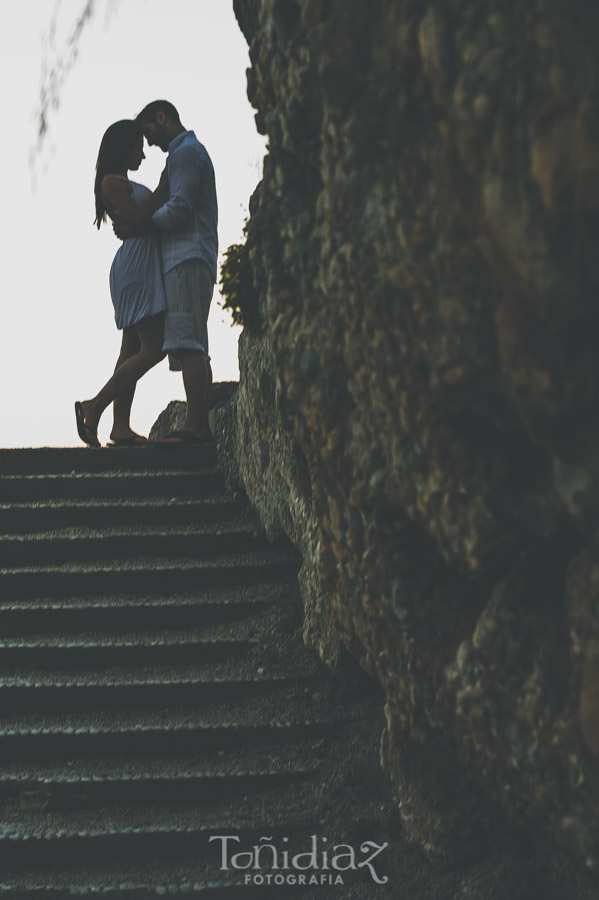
xmin=209 ymin=834 xmax=389 ymax=887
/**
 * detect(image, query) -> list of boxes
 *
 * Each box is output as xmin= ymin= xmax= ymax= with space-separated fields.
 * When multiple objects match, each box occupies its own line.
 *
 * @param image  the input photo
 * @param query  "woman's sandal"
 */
xmin=74 ymin=402 xmax=100 ymax=447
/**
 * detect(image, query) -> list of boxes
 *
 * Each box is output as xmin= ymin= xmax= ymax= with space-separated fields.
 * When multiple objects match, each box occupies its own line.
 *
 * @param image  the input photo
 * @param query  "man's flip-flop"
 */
xmin=74 ymin=402 xmax=100 ymax=447
xmin=155 ymin=429 xmax=214 ymax=446
xmin=107 ymin=435 xmax=149 ymax=447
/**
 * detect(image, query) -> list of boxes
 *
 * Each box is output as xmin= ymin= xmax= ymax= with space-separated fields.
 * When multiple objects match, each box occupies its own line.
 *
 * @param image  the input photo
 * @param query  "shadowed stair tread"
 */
xmin=0 ymin=470 xmax=223 ymax=494
xmin=0 ymin=469 xmax=219 ymax=482
xmin=0 ymin=471 xmax=226 ymax=503
xmin=0 ymin=627 xmax=262 ymax=650
xmin=0 ymin=548 xmax=299 ymax=575
xmin=0 ymin=656 xmax=319 ymax=688
xmin=0 ymin=536 xmax=294 ymax=576
xmin=0 ymin=856 xmax=373 ymax=897
xmin=0 ymin=522 xmax=269 ymax=542
xmin=0 ymin=777 xmax=386 ymax=839
xmin=0 ymin=867 xmax=401 ymax=900
xmin=0 ymin=581 xmax=300 ymax=612
xmin=0 ymin=493 xmax=238 ymax=511
xmin=0 ymin=867 xmax=397 ymax=900
xmin=0 ymin=445 xmax=218 ymax=474
xmin=0 ymin=779 xmax=341 ymax=838
xmin=0 ymin=603 xmax=293 ymax=647
xmin=0 ymin=744 xmax=324 ymax=785
xmin=0 ymin=867 xmax=285 ymax=897
xmin=0 ymin=691 xmax=364 ymax=736
xmin=0 ymin=495 xmax=247 ymax=532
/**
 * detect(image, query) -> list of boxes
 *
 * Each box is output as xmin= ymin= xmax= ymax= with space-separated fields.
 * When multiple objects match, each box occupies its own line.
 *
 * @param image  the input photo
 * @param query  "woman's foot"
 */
xmin=74 ymin=401 xmax=100 ymax=447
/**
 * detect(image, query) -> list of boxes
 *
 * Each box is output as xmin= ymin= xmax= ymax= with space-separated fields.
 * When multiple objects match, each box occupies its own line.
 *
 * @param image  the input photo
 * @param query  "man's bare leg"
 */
xmin=205 ymin=356 xmax=213 ymax=422
xmin=177 ymin=349 xmax=212 ymax=439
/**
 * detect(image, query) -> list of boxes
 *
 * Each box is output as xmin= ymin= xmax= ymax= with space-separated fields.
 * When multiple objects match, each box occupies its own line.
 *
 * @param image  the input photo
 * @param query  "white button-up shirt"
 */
xmin=152 ymin=131 xmax=218 ymax=282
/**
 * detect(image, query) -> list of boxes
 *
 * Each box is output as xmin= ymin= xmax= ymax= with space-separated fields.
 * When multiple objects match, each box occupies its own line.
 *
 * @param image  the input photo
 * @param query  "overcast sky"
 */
xmin=0 ymin=0 xmax=266 ymax=448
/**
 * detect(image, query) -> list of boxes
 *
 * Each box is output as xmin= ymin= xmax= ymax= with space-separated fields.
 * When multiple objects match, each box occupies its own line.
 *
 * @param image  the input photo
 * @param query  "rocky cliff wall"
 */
xmin=223 ymin=0 xmax=599 ymax=885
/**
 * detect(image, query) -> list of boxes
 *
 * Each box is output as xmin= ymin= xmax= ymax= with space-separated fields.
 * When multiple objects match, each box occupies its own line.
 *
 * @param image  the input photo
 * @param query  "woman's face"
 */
xmin=126 ymin=136 xmax=145 ymax=171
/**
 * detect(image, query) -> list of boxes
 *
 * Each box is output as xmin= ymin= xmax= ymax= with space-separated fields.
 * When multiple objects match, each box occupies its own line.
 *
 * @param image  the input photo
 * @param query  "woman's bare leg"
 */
xmin=111 ymin=328 xmax=141 ymax=441
xmin=79 ymin=314 xmax=165 ymax=439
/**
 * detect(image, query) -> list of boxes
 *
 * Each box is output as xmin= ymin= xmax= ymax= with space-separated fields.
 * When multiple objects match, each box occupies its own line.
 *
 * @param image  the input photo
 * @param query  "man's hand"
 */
xmin=113 ymin=219 xmax=152 ymax=240
xmin=113 ymin=217 xmax=133 ymax=241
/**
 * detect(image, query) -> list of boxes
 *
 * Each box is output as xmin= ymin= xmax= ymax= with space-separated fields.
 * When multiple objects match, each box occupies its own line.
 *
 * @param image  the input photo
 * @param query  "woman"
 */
xmin=75 ymin=119 xmax=169 ymax=446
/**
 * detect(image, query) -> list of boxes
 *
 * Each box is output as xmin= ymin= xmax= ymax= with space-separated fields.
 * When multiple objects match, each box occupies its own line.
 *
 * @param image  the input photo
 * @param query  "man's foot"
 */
xmin=107 ymin=430 xmax=148 ymax=447
xmin=107 ymin=434 xmax=149 ymax=447
xmin=74 ymin=401 xmax=100 ymax=447
xmin=153 ymin=429 xmax=214 ymax=446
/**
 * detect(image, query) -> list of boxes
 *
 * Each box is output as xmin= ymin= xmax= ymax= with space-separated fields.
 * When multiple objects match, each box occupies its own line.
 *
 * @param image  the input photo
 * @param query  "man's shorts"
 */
xmin=162 ymin=259 xmax=214 ymax=371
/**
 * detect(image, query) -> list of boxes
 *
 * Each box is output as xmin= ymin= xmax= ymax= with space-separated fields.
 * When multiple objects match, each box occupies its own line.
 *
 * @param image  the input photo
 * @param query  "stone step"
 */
xmin=0 ymin=523 xmax=284 ymax=567
xmin=0 ymin=693 xmax=342 ymax=763
xmin=0 ymin=780 xmax=332 ymax=870
xmin=0 ymin=627 xmax=260 ymax=672
xmin=0 ymin=867 xmax=282 ymax=899
xmin=0 ymin=469 xmax=225 ymax=502
xmin=0 ymin=864 xmax=308 ymax=899
xmin=0 ymin=742 xmax=322 ymax=793
xmin=0 ymin=856 xmax=383 ymax=899
xmin=0 ymin=551 xmax=301 ymax=599
xmin=5 ymin=770 xmax=317 ymax=816
xmin=0 ymin=745 xmax=321 ymax=811
xmin=0 ymin=655 xmax=318 ymax=714
xmin=0 ymin=782 xmax=389 ymax=873
xmin=0 ymin=582 xmax=299 ymax=637
xmin=0 ymin=445 xmax=217 ymax=475
xmin=0 ymin=494 xmax=244 ymax=532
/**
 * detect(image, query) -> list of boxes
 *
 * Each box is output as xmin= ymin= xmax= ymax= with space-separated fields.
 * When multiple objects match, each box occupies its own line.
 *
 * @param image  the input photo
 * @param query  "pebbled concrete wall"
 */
xmin=219 ymin=0 xmax=599 ymax=883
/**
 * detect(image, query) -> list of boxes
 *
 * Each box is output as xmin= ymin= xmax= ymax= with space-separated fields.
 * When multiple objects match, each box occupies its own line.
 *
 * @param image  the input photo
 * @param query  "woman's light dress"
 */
xmin=107 ymin=178 xmax=167 ymax=329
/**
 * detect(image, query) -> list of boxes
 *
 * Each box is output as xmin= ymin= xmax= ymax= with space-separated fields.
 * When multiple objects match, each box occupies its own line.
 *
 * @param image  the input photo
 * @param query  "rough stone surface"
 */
xmin=217 ymin=0 xmax=599 ymax=890
xmin=215 ymin=331 xmax=342 ymax=663
xmin=149 ymin=382 xmax=238 ymax=441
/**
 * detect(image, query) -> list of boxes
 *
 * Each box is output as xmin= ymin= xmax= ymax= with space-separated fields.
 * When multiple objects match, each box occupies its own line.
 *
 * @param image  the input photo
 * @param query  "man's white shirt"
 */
xmin=152 ymin=130 xmax=219 ymax=282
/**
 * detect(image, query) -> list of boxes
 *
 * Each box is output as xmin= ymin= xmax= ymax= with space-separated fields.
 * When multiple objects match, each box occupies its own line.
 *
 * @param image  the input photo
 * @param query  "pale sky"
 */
xmin=0 ymin=0 xmax=266 ymax=448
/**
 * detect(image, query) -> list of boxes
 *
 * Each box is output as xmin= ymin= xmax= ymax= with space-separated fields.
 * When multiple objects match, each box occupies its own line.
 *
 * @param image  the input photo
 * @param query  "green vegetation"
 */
xmin=219 ymin=225 xmax=262 ymax=332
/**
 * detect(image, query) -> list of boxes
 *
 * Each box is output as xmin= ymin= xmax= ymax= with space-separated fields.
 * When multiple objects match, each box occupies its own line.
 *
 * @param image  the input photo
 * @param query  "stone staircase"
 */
xmin=0 ymin=445 xmax=402 ymax=898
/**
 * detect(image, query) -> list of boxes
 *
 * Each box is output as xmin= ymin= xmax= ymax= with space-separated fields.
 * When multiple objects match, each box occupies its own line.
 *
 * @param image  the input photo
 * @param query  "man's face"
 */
xmin=142 ymin=119 xmax=170 ymax=153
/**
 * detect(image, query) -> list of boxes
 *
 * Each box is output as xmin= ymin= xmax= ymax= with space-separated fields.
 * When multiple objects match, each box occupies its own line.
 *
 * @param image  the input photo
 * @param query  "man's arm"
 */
xmin=152 ymin=145 xmax=201 ymax=232
xmin=112 ymin=166 xmax=169 ymax=240
xmin=113 ymin=219 xmax=160 ymax=240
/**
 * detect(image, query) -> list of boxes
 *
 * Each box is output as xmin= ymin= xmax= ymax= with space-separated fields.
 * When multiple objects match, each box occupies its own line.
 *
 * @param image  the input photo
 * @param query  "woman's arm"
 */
xmin=101 ymin=168 xmax=169 ymax=228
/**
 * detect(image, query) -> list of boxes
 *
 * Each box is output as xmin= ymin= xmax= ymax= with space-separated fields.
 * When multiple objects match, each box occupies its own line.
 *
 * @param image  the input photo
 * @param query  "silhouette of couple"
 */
xmin=75 ymin=100 xmax=218 ymax=448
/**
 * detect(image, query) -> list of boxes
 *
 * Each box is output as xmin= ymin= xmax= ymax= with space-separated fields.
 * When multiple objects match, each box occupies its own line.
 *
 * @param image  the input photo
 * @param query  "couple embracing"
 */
xmin=75 ymin=100 xmax=217 ymax=448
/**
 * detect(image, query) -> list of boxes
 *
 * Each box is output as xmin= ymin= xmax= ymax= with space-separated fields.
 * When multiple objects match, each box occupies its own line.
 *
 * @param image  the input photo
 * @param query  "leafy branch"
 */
xmin=219 ymin=222 xmax=262 ymax=332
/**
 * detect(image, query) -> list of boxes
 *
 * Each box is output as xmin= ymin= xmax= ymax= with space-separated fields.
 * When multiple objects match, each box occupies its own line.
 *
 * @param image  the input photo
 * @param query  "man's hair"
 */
xmin=136 ymin=100 xmax=181 ymax=124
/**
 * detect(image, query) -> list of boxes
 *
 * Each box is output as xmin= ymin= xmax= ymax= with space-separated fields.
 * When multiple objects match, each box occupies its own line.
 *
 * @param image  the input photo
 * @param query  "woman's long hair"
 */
xmin=94 ymin=120 xmax=143 ymax=229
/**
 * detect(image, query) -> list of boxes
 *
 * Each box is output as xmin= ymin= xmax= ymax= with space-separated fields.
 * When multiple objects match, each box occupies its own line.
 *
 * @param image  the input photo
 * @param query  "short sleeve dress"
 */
xmin=107 ymin=178 xmax=167 ymax=330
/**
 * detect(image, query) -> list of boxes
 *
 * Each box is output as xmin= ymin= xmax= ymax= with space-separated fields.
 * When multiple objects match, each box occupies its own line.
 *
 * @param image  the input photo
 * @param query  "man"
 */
xmin=119 ymin=100 xmax=218 ymax=444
